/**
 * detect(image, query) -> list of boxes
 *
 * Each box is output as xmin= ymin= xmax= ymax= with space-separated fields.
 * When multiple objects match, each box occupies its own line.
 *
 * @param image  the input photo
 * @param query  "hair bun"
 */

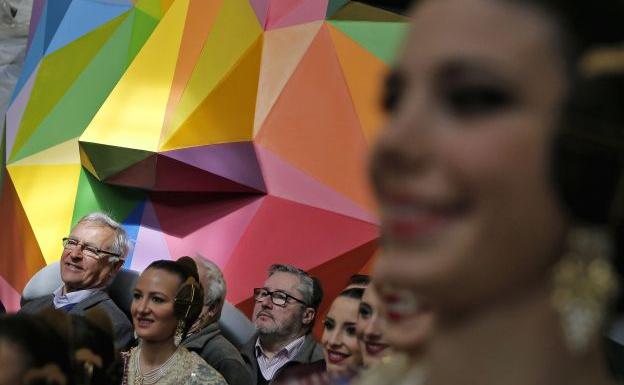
xmin=176 ymin=256 xmax=199 ymax=282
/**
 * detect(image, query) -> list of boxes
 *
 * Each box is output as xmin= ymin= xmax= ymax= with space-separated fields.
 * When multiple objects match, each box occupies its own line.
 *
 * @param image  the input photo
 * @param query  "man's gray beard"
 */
xmin=254 ymin=315 xmax=302 ymax=340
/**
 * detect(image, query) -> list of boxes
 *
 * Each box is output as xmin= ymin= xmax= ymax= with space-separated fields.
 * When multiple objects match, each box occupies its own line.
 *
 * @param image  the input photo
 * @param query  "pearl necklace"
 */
xmin=133 ymin=347 xmax=180 ymax=385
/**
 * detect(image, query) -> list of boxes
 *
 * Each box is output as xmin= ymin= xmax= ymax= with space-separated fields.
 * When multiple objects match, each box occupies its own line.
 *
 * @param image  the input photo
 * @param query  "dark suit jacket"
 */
xmin=183 ymin=322 xmax=252 ymax=385
xmin=240 ymin=333 xmax=325 ymax=385
xmin=19 ymin=290 xmax=133 ymax=351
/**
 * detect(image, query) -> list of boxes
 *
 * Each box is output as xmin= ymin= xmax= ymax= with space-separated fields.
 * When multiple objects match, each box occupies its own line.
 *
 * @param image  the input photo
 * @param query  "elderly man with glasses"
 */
xmin=19 ymin=212 xmax=133 ymax=350
xmin=182 ymin=255 xmax=252 ymax=385
xmin=241 ymin=264 xmax=324 ymax=385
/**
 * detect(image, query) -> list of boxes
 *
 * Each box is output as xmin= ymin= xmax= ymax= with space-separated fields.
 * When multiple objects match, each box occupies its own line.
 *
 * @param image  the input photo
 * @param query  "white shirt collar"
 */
xmin=52 ymin=285 xmax=102 ymax=309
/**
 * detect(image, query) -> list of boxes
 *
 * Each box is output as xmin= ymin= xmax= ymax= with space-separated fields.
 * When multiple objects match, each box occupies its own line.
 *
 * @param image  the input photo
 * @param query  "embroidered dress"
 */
xmin=122 ymin=346 xmax=227 ymax=385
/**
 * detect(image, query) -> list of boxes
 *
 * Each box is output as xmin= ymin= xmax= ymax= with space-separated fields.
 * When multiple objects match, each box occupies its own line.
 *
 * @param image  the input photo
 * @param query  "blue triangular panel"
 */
xmin=46 ymin=0 xmax=132 ymax=55
xmin=122 ymin=201 xmax=146 ymax=268
xmin=10 ymin=4 xmax=48 ymax=103
xmin=43 ymin=0 xmax=72 ymax=52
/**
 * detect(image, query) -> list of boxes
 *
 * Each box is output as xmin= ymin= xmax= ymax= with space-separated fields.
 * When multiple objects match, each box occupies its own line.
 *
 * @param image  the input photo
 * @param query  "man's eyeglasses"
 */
xmin=62 ymin=237 xmax=121 ymax=261
xmin=253 ymin=288 xmax=308 ymax=307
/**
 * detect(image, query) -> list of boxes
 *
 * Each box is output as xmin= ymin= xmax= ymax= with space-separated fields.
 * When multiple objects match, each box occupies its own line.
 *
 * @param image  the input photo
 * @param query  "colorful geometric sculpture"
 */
xmin=0 ymin=0 xmax=407 ymax=322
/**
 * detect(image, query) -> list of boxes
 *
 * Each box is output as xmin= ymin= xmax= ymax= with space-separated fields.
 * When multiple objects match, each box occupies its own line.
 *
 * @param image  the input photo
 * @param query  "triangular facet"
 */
xmin=253 ymin=21 xmax=322 ymax=136
xmin=256 ymin=24 xmax=374 ymax=211
xmin=329 ymin=20 xmax=408 ymax=64
xmin=154 ymin=195 xmax=264 ymax=267
xmin=46 ymin=0 xmax=131 ymax=54
xmin=71 ymin=168 xmax=147 ymax=229
xmin=130 ymin=200 xmax=171 ymax=271
xmin=256 ymin=146 xmax=376 ymax=224
xmin=79 ymin=0 xmax=189 ymax=152
xmin=328 ymin=23 xmax=388 ymax=144
xmin=267 ymin=0 xmax=328 ymax=30
xmin=0 ymin=176 xmax=46 ymax=293
xmin=162 ymin=142 xmax=266 ymax=191
xmin=224 ymin=196 xmax=379 ymax=303
xmin=160 ymin=36 xmax=263 ymax=150
xmin=6 ymin=163 xmax=81 ymax=263
xmin=11 ymin=14 xmax=135 ymax=162
xmin=10 ymin=12 xmax=130 ymax=161
xmin=80 ymin=141 xmax=154 ymax=181
xmin=165 ymin=0 xmax=261 ymax=139
xmin=9 ymin=138 xmax=80 ymax=166
xmin=330 ymin=2 xmax=408 ymax=21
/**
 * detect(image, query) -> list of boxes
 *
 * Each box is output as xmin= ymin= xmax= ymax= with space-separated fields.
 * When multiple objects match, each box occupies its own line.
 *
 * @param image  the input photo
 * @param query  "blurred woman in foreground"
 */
xmin=371 ymin=1 xmax=624 ymax=384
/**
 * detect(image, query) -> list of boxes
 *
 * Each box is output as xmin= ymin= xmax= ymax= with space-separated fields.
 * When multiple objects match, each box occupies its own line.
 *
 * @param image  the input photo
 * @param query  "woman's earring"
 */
xmin=174 ymin=320 xmax=185 ymax=347
xmin=551 ymin=226 xmax=618 ymax=354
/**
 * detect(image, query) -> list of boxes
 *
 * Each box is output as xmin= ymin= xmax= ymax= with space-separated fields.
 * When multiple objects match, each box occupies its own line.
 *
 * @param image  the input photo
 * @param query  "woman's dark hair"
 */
xmin=145 ymin=257 xmax=204 ymax=338
xmin=340 ymin=288 xmax=365 ymax=301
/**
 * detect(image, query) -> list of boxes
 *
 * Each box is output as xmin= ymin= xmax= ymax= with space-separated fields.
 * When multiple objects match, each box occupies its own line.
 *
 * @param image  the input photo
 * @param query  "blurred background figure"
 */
xmin=345 ymin=275 xmax=371 ymax=291
xmin=183 ymin=255 xmax=252 ymax=385
xmin=321 ymin=288 xmax=365 ymax=380
xmin=370 ymin=1 xmax=624 ymax=384
xmin=0 ymin=313 xmax=71 ymax=385
xmin=124 ymin=257 xmax=227 ymax=385
xmin=356 ymin=285 xmax=392 ymax=369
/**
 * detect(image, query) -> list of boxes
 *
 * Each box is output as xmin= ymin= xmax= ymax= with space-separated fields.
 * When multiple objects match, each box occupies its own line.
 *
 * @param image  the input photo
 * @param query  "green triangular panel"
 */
xmin=9 ymin=12 xmax=129 ymax=161
xmin=330 ymin=2 xmax=408 ymax=21
xmin=329 ymin=20 xmax=408 ymax=64
xmin=80 ymin=141 xmax=154 ymax=181
xmin=71 ymin=167 xmax=146 ymax=227
xmin=128 ymin=8 xmax=159 ymax=65
xmin=11 ymin=13 xmax=135 ymax=162
xmin=134 ymin=0 xmax=164 ymax=20
xmin=326 ymin=0 xmax=350 ymax=18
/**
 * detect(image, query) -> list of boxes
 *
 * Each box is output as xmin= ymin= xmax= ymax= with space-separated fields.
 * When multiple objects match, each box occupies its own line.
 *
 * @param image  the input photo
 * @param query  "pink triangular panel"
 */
xmin=6 ymin=63 xmax=40 ymax=161
xmin=268 ymin=0 xmax=329 ymax=30
xmin=249 ymin=0 xmax=269 ymax=29
xmin=162 ymin=142 xmax=266 ymax=192
xmin=256 ymin=145 xmax=377 ymax=224
xmin=156 ymin=195 xmax=264 ymax=268
xmin=130 ymin=200 xmax=172 ymax=271
xmin=224 ymin=196 xmax=379 ymax=304
xmin=0 ymin=274 xmax=21 ymax=312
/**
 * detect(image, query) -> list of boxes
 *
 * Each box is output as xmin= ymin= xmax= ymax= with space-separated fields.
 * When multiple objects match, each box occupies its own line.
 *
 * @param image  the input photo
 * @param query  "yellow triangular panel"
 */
xmin=8 ymin=138 xmax=80 ymax=166
xmin=7 ymin=164 xmax=82 ymax=264
xmin=160 ymin=36 xmax=263 ymax=150
xmin=79 ymin=0 xmax=189 ymax=152
xmin=253 ymin=21 xmax=322 ymax=136
xmin=79 ymin=145 xmax=99 ymax=178
xmin=162 ymin=0 xmax=261 ymax=143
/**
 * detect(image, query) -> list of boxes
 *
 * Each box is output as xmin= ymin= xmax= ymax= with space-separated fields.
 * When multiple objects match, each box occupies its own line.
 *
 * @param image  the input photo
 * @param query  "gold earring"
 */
xmin=551 ymin=226 xmax=618 ymax=354
xmin=174 ymin=320 xmax=185 ymax=347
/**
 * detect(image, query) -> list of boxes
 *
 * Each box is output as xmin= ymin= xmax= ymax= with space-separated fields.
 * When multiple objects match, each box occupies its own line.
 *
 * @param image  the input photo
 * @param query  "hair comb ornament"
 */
xmin=580 ymin=45 xmax=624 ymax=77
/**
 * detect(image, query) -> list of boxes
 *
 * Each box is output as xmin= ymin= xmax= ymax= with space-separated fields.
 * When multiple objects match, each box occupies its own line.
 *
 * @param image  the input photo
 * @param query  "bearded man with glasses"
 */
xmin=241 ymin=264 xmax=324 ymax=385
xmin=19 ymin=212 xmax=133 ymax=350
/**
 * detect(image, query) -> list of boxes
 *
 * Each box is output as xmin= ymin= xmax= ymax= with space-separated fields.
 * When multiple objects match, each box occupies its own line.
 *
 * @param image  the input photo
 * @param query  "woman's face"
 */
xmin=372 ymin=0 xmax=569 ymax=319
xmin=321 ymin=296 xmax=362 ymax=376
xmin=357 ymin=286 xmax=392 ymax=367
xmin=131 ymin=268 xmax=181 ymax=343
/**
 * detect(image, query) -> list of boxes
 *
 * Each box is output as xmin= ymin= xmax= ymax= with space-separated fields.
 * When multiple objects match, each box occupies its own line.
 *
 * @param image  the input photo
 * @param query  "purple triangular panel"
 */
xmin=27 ymin=0 xmax=46 ymax=51
xmin=6 ymin=64 xmax=39 ymax=162
xmin=161 ymin=142 xmax=266 ymax=192
xmin=256 ymin=145 xmax=377 ymax=224
xmin=249 ymin=0 xmax=269 ymax=29
xmin=130 ymin=200 xmax=171 ymax=272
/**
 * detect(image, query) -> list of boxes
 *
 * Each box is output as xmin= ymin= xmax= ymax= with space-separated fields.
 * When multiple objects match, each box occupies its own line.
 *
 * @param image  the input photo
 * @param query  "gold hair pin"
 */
xmin=580 ymin=45 xmax=624 ymax=77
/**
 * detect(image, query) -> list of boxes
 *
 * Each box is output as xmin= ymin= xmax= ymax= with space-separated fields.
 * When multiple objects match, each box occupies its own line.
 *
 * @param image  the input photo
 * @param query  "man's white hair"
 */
xmin=76 ymin=212 xmax=131 ymax=261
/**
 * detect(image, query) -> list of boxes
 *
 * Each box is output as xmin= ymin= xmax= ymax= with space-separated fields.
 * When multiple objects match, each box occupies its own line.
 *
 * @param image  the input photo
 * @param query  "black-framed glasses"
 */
xmin=62 ymin=237 xmax=121 ymax=260
xmin=253 ymin=288 xmax=308 ymax=307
